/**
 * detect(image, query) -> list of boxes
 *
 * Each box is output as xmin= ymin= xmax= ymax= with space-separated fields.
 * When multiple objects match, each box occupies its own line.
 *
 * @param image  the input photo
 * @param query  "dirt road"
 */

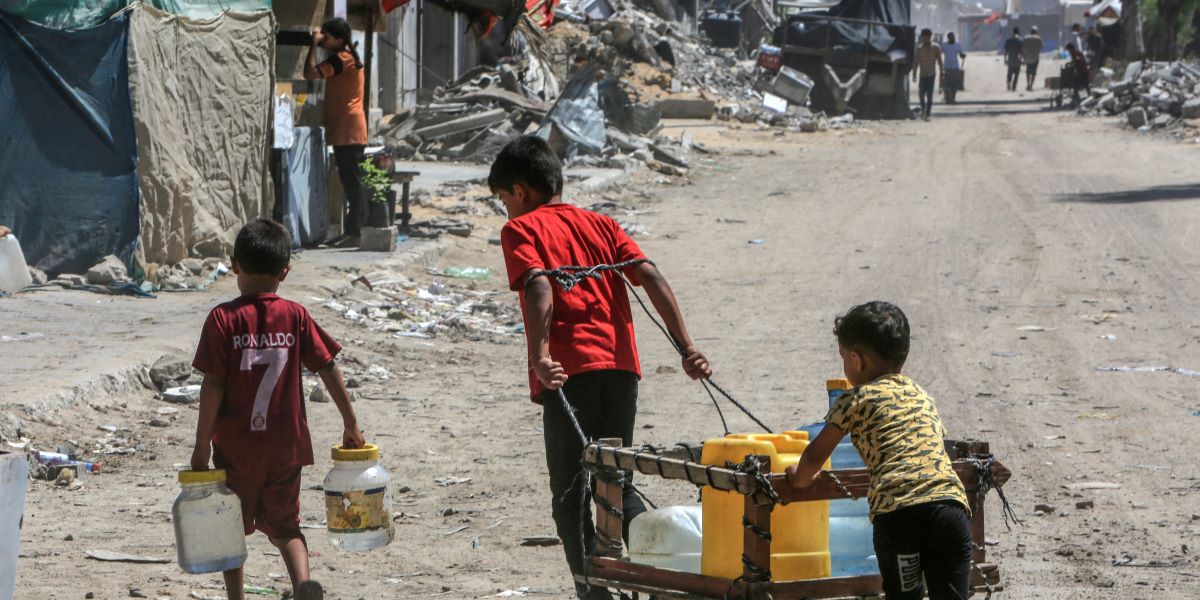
xmin=8 ymin=57 xmax=1200 ymax=599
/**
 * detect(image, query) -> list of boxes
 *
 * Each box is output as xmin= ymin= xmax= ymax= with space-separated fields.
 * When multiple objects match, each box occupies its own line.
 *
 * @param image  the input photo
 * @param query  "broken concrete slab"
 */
xmin=410 ymin=109 xmax=508 ymax=142
xmin=85 ymin=255 xmax=128 ymax=286
xmin=1127 ymin=106 xmax=1149 ymax=128
xmin=1182 ymin=98 xmax=1200 ymax=120
xmin=653 ymin=97 xmax=716 ymax=120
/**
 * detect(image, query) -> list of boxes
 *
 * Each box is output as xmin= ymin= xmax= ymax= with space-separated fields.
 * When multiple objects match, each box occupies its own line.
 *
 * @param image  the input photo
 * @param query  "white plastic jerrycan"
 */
xmin=0 ymin=235 xmax=33 ymax=294
xmin=172 ymin=469 xmax=247 ymax=574
xmin=628 ymin=505 xmax=704 ymax=573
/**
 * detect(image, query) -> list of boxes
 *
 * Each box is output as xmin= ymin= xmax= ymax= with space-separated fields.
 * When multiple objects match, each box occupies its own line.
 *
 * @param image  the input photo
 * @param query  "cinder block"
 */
xmin=360 ymin=226 xmax=397 ymax=252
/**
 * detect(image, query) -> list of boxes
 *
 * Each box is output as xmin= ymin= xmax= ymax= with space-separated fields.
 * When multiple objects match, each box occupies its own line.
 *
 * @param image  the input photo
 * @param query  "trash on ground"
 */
xmin=1096 ymin=365 xmax=1200 ymax=378
xmin=85 ymin=550 xmax=172 ymax=563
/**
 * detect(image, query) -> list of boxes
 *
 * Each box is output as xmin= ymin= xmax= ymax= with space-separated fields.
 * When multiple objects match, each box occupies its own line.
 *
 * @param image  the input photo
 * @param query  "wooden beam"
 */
xmin=593 ymin=438 xmax=625 ymax=558
xmin=585 ymin=557 xmax=1002 ymax=599
xmin=742 ymin=457 xmax=772 ymax=583
xmin=582 ymin=444 xmax=756 ymax=495
xmin=772 ymin=459 xmax=1011 ymax=504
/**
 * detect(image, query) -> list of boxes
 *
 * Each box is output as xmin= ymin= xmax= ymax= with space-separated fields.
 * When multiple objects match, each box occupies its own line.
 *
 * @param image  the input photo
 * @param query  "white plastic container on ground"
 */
xmin=628 ymin=505 xmax=704 ymax=573
xmin=172 ymin=469 xmax=248 ymax=574
xmin=0 ymin=235 xmax=33 ymax=295
xmin=324 ymin=443 xmax=394 ymax=551
xmin=1 ymin=451 xmax=29 ymax=599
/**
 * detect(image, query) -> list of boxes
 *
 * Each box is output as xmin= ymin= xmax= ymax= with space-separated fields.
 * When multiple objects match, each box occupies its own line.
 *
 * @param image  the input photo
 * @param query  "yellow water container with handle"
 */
xmin=700 ymin=433 xmax=830 ymax=580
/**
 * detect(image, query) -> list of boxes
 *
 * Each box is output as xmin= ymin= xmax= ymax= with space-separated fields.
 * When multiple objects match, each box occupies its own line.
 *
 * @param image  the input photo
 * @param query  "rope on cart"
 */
xmin=533 ymin=258 xmax=773 ymax=434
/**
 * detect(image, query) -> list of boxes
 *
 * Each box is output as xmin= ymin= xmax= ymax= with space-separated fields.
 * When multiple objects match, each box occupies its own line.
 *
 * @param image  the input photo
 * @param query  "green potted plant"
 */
xmin=360 ymin=159 xmax=394 ymax=227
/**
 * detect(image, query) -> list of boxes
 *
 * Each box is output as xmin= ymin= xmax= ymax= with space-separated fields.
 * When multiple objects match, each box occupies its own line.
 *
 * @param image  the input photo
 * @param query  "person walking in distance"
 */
xmin=913 ymin=29 xmax=942 ymax=121
xmin=940 ymin=32 xmax=966 ymax=104
xmin=1021 ymin=26 xmax=1043 ymax=91
xmin=304 ymin=18 xmax=368 ymax=248
xmin=1003 ymin=27 xmax=1023 ymax=92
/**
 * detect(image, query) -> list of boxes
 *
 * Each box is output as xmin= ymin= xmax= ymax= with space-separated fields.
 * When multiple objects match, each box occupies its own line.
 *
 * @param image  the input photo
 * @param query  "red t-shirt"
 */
xmin=501 ymin=203 xmax=646 ymax=401
xmin=192 ymin=294 xmax=340 ymax=468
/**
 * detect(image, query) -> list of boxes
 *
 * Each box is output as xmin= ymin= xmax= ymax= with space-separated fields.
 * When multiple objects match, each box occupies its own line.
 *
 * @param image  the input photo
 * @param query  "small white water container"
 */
xmin=628 ymin=505 xmax=703 ymax=574
xmin=0 ymin=235 xmax=33 ymax=294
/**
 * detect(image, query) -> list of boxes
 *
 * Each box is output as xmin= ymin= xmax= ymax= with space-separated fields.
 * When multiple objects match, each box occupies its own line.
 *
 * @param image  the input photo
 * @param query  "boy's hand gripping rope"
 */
xmin=536 ymin=259 xmax=773 ymax=435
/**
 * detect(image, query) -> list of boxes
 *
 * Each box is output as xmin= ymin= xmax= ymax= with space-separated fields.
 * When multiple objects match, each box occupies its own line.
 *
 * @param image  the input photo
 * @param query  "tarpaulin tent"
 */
xmin=128 ymin=3 xmax=274 ymax=264
xmin=0 ymin=10 xmax=140 ymax=276
xmin=0 ymin=0 xmax=270 ymax=30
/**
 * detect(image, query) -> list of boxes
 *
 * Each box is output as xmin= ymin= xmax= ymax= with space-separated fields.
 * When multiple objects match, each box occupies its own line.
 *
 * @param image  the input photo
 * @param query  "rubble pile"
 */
xmin=382 ymin=2 xmax=767 ymax=173
xmin=317 ymin=270 xmax=523 ymax=343
xmin=1078 ymin=61 xmax=1200 ymax=137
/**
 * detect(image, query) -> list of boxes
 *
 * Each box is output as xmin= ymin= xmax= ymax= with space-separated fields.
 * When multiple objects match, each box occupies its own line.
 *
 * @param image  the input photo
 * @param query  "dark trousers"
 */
xmin=918 ymin=76 xmax=935 ymax=117
xmin=1006 ymin=64 xmax=1021 ymax=90
xmin=332 ymin=144 xmax=366 ymax=237
xmin=541 ymin=370 xmax=648 ymax=599
xmin=873 ymin=500 xmax=972 ymax=600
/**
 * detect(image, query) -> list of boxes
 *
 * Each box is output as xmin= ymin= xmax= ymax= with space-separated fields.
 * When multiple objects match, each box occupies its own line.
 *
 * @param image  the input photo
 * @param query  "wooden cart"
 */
xmin=579 ymin=439 xmax=1011 ymax=599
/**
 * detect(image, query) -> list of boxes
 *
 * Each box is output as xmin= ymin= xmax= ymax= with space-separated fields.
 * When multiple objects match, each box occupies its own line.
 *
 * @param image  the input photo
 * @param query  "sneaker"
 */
xmin=296 ymin=580 xmax=324 ymax=600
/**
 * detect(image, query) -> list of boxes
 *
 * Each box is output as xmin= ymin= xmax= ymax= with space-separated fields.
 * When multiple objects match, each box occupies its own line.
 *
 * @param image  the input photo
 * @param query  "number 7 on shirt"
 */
xmin=241 ymin=348 xmax=288 ymax=431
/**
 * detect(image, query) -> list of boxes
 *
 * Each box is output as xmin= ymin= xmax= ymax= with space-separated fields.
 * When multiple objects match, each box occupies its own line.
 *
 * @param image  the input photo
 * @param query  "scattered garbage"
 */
xmin=443 ymin=267 xmax=492 ymax=281
xmin=318 ymin=269 xmax=522 ymax=343
xmin=85 ymin=549 xmax=172 ymax=564
xmin=520 ymin=535 xmax=561 ymax=546
xmin=163 ymin=385 xmax=203 ymax=404
xmin=1096 ymin=365 xmax=1200 ymax=378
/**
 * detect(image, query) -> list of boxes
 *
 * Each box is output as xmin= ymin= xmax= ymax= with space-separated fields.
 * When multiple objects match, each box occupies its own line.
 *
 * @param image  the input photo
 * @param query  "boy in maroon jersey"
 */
xmin=490 ymin=137 xmax=712 ymax=600
xmin=190 ymin=219 xmax=364 ymax=600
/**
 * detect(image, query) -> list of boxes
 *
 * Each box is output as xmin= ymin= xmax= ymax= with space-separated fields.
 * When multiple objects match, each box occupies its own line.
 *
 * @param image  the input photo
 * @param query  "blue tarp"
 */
xmin=0 ymin=10 xmax=140 ymax=277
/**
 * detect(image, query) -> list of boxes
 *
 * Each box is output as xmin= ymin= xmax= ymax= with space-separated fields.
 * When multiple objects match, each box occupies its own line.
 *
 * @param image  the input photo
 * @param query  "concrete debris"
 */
xmin=1078 ymin=60 xmax=1200 ymax=139
xmin=85 ymin=255 xmax=129 ymax=286
xmin=382 ymin=4 xmax=777 ymax=174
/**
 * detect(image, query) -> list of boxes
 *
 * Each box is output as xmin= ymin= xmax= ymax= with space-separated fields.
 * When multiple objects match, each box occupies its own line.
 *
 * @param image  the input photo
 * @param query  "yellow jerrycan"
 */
xmin=699 ymin=432 xmax=830 ymax=580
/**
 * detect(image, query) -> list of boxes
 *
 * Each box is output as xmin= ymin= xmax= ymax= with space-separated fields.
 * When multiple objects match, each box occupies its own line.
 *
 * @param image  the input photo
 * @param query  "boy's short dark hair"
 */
xmin=487 ymin=135 xmax=564 ymax=199
xmin=921 ymin=28 xmax=932 ymax=37
xmin=233 ymin=219 xmax=291 ymax=275
xmin=834 ymin=301 xmax=910 ymax=369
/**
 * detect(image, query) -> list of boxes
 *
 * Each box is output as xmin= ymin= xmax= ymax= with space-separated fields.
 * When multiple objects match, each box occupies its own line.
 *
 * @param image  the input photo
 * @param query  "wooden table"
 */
xmin=391 ymin=170 xmax=420 ymax=229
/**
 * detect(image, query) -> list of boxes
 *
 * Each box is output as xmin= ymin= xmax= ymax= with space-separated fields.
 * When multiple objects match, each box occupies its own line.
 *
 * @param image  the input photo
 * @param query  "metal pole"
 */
xmin=364 ymin=3 xmax=375 ymax=118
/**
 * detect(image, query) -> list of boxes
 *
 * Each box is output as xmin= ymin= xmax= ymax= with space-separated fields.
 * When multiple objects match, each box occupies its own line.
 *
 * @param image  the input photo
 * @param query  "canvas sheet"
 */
xmin=282 ymin=126 xmax=330 ymax=247
xmin=0 ymin=0 xmax=270 ymax=30
xmin=128 ymin=3 xmax=274 ymax=264
xmin=0 ymin=10 xmax=139 ymax=276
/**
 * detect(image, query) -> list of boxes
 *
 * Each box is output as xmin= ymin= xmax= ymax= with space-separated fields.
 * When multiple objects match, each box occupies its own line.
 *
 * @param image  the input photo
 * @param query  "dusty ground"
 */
xmin=5 ymin=57 xmax=1200 ymax=599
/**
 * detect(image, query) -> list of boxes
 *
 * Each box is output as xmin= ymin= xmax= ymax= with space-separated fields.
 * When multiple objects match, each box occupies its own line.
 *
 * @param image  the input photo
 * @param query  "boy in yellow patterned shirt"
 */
xmin=786 ymin=301 xmax=971 ymax=599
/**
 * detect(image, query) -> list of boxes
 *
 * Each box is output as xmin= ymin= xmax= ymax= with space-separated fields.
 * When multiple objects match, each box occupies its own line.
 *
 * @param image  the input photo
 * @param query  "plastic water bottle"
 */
xmin=0 ymin=235 xmax=33 ymax=295
xmin=628 ymin=505 xmax=703 ymax=573
xmin=172 ymin=469 xmax=247 ymax=574
xmin=805 ymin=379 xmax=878 ymax=577
xmin=324 ymin=443 xmax=394 ymax=551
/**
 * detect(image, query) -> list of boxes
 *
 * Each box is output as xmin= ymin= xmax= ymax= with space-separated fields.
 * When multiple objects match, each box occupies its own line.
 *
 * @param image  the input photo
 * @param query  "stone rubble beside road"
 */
xmin=1077 ymin=60 xmax=1200 ymax=141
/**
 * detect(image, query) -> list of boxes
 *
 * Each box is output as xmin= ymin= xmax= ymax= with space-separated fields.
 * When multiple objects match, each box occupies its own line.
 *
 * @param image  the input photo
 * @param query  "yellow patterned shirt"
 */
xmin=825 ymin=374 xmax=969 ymax=521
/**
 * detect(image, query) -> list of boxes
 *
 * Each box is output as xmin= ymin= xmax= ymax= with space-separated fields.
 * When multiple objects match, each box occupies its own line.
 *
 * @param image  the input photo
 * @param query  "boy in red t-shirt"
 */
xmin=490 ymin=137 xmax=712 ymax=600
xmin=190 ymin=219 xmax=365 ymax=600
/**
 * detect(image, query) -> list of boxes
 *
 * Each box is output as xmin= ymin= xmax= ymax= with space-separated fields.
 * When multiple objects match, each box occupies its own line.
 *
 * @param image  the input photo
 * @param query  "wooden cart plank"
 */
xmin=587 ymin=557 xmax=1000 ymax=599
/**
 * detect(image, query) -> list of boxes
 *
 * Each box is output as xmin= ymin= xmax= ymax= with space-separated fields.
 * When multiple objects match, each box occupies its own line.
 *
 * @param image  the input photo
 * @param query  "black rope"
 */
xmin=966 ymin=455 xmax=1022 ymax=531
xmin=536 ymin=258 xmax=773 ymax=434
